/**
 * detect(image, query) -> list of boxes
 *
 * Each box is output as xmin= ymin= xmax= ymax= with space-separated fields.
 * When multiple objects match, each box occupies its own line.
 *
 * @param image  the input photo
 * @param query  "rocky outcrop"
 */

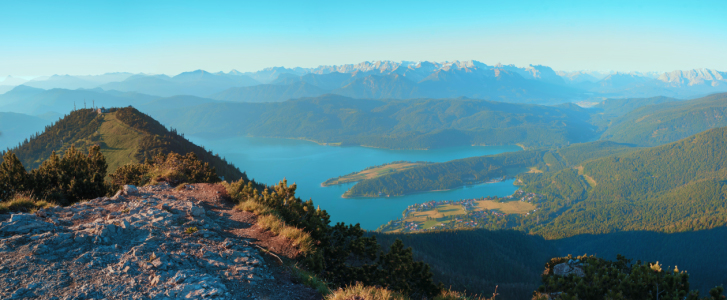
xmin=0 ymin=183 xmax=319 ymax=300
xmin=553 ymin=260 xmax=586 ymax=278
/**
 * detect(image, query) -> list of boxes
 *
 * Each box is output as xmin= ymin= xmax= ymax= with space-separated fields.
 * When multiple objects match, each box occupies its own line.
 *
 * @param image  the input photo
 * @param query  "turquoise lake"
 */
xmin=188 ymin=136 xmax=521 ymax=230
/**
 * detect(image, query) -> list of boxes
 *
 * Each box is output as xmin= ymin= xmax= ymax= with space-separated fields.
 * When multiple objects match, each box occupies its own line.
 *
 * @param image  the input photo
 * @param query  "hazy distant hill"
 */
xmin=0 ymin=112 xmax=48 ymax=150
xmin=100 ymin=70 xmax=259 ymax=97
xmin=587 ymin=96 xmax=679 ymax=130
xmin=7 ymin=107 xmax=247 ymax=181
xmin=152 ymin=94 xmax=598 ymax=149
xmin=0 ymin=86 xmax=158 ymax=115
xmin=21 ymin=73 xmax=135 ymax=90
xmin=0 ymin=75 xmax=29 ymax=86
xmin=210 ymin=81 xmax=326 ymax=102
xmin=213 ymin=62 xmax=583 ymax=104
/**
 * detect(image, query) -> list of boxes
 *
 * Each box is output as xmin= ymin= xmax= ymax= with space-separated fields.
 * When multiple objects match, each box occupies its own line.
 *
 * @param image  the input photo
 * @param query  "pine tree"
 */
xmin=0 ymin=151 xmax=28 ymax=201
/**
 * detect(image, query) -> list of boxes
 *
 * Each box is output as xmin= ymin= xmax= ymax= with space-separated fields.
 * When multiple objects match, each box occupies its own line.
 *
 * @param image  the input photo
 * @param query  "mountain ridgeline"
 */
xmin=151 ymin=94 xmax=598 ymax=149
xmin=5 ymin=61 xmax=727 ymax=102
xmin=4 ymin=107 xmax=247 ymax=182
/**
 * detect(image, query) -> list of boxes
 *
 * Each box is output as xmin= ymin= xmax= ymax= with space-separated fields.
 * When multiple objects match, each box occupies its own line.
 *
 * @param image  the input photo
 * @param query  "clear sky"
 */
xmin=1 ymin=0 xmax=726 ymax=76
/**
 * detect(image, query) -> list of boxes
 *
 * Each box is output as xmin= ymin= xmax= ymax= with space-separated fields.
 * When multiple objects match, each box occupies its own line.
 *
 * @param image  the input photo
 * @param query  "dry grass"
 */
xmin=0 ymin=193 xmax=56 ymax=214
xmin=475 ymin=200 xmax=535 ymax=215
xmin=234 ymin=200 xmax=315 ymax=254
xmin=326 ymin=283 xmax=406 ymax=300
xmin=327 ymin=283 xmax=493 ymax=300
xmin=289 ymin=264 xmax=331 ymax=296
xmin=324 ymin=162 xmax=427 ymax=186
xmin=433 ymin=289 xmax=494 ymax=300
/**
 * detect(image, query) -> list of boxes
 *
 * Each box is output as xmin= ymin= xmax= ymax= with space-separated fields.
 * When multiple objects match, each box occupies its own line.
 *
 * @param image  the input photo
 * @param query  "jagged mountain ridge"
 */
xmin=5 ymin=61 xmax=727 ymax=102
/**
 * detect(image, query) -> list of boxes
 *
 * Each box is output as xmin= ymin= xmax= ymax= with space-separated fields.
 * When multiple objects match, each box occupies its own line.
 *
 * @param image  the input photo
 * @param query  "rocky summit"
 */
xmin=0 ymin=183 xmax=320 ymax=300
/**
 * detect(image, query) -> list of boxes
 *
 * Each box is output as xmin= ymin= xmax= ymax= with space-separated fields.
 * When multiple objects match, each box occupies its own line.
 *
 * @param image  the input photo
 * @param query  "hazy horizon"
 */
xmin=2 ymin=0 xmax=726 ymax=76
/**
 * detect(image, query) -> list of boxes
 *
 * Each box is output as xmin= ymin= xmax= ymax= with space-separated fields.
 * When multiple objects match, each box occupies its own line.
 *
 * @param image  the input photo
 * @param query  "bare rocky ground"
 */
xmin=0 ymin=183 xmax=322 ymax=300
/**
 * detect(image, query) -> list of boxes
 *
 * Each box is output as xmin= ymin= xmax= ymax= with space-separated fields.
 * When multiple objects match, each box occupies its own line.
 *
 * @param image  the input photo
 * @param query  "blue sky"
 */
xmin=1 ymin=0 xmax=726 ymax=76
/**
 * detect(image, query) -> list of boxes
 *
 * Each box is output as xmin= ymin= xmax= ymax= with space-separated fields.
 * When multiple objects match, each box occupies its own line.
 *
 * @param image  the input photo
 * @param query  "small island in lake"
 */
xmin=322 ymin=160 xmax=432 ymax=187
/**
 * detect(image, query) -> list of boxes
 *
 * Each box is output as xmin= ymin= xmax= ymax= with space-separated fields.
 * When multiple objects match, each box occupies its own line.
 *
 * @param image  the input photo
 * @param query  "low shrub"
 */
xmin=110 ymin=152 xmax=220 ymax=187
xmin=327 ymin=282 xmax=406 ymax=300
xmin=0 ymin=193 xmax=56 ymax=214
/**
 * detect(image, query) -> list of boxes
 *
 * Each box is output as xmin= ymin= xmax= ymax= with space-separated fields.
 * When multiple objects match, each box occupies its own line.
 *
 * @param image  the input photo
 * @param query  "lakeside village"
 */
xmin=376 ymin=189 xmax=543 ymax=233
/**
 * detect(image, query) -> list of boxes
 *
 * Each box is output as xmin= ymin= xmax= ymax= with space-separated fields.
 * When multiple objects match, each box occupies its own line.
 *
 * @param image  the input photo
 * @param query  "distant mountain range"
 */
xmin=3 ymin=61 xmax=726 ymax=103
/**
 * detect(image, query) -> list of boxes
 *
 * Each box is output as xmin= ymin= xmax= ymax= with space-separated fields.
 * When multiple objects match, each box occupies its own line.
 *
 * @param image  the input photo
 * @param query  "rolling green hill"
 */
xmin=6 ymin=107 xmax=248 ymax=182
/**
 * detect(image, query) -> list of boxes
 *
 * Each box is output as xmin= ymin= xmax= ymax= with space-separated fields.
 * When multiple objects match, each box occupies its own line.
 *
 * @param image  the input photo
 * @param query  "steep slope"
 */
xmin=7 ymin=107 xmax=247 ymax=181
xmin=601 ymin=92 xmax=727 ymax=146
xmin=522 ymin=126 xmax=727 ymax=238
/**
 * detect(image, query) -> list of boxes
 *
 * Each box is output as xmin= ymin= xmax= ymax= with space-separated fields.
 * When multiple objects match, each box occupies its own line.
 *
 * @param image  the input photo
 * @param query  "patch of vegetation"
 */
xmin=109 ymin=152 xmax=221 ymax=187
xmin=537 ymin=254 xmax=725 ymax=300
xmin=225 ymin=178 xmax=442 ymax=299
xmin=289 ymin=264 xmax=331 ymax=296
xmin=184 ymin=227 xmax=198 ymax=234
xmin=0 ymin=193 xmax=56 ymax=214
xmin=326 ymin=282 xmax=406 ymax=300
xmin=0 ymin=146 xmax=109 ymax=205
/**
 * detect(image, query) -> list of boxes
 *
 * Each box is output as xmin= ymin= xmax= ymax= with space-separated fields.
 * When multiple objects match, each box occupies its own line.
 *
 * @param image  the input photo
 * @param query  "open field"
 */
xmin=378 ymin=197 xmax=537 ymax=233
xmin=476 ymin=200 xmax=536 ymax=215
xmin=322 ymin=161 xmax=429 ymax=186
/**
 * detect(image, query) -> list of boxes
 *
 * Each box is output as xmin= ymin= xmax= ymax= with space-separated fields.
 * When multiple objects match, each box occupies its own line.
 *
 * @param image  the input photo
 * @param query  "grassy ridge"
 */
xmin=6 ymin=108 xmax=248 ymax=182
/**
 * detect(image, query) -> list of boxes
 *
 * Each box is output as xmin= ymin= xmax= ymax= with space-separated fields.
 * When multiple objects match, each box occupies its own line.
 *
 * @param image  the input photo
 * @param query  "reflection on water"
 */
xmin=188 ymin=136 xmax=521 ymax=230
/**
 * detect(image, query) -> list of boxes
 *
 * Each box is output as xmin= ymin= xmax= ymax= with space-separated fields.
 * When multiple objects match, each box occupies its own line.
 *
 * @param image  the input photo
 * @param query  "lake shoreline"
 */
xmin=340 ymin=177 xmax=516 ymax=199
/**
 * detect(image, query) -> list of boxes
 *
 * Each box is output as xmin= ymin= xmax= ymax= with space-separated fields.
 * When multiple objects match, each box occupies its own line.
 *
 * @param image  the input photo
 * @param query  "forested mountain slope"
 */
xmin=150 ymin=94 xmax=598 ymax=149
xmin=523 ymin=126 xmax=727 ymax=238
xmin=375 ymin=227 xmax=727 ymax=299
xmin=345 ymin=141 xmax=639 ymax=197
xmin=4 ymin=107 xmax=247 ymax=181
xmin=600 ymin=92 xmax=727 ymax=146
xmin=360 ymin=127 xmax=727 ymax=237
xmin=587 ymin=96 xmax=678 ymax=130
